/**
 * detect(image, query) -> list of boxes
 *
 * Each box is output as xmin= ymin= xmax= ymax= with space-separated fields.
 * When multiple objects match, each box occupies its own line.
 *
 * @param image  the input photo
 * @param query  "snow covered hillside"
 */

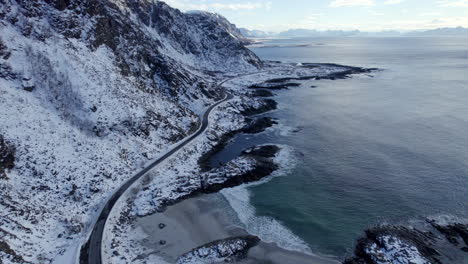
xmin=0 ymin=0 xmax=260 ymax=263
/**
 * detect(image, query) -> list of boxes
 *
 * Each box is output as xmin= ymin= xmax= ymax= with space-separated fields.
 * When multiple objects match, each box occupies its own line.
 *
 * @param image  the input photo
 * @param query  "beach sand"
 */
xmin=136 ymin=193 xmax=340 ymax=264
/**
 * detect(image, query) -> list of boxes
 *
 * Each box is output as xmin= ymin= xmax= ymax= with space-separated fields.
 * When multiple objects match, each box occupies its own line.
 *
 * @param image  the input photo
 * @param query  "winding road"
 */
xmin=81 ymin=87 xmax=235 ymax=264
xmin=80 ymin=70 xmax=272 ymax=264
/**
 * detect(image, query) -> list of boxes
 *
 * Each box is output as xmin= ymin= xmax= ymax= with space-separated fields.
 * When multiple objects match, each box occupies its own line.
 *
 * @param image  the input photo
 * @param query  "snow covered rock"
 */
xmin=344 ymin=218 xmax=468 ymax=264
xmin=132 ymin=144 xmax=281 ymax=216
xmin=202 ymin=145 xmax=280 ymax=193
xmin=242 ymin=117 xmax=278 ymax=134
xmin=177 ymin=236 xmax=260 ymax=264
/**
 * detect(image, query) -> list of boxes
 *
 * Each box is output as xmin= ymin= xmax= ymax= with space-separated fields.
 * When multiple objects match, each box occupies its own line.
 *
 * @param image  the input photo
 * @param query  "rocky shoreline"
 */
xmin=201 ymin=145 xmax=280 ymax=194
xmin=344 ymin=219 xmax=468 ymax=264
xmin=183 ymin=65 xmax=468 ymax=264
xmin=151 ymin=65 xmax=383 ymax=263
xmin=198 ymin=63 xmax=375 ymax=174
xmin=248 ymin=89 xmax=275 ymax=97
xmin=101 ymin=63 xmax=389 ymax=264
xmin=198 ymin=97 xmax=279 ymax=172
xmin=5 ymin=0 xmax=463 ymax=263
xmin=242 ymin=117 xmax=278 ymax=134
xmin=177 ymin=236 xmax=260 ymax=264
xmin=136 ymin=143 xmax=283 ymax=217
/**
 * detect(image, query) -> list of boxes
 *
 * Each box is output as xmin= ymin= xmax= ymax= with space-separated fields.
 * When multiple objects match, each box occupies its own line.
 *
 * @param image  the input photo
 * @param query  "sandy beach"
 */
xmin=136 ymin=193 xmax=340 ymax=264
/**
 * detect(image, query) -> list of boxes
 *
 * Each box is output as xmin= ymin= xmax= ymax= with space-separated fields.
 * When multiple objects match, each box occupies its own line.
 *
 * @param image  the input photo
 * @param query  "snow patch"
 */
xmin=366 ymin=236 xmax=430 ymax=264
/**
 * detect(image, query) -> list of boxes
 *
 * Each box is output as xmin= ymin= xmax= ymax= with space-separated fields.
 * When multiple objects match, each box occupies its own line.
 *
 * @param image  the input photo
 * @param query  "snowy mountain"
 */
xmin=406 ymin=26 xmax=468 ymax=37
xmin=239 ymin=28 xmax=275 ymax=38
xmin=240 ymin=27 xmax=468 ymax=39
xmin=278 ymin=29 xmax=362 ymax=38
xmin=0 ymin=0 xmax=261 ymax=262
xmin=186 ymin=11 xmax=253 ymax=45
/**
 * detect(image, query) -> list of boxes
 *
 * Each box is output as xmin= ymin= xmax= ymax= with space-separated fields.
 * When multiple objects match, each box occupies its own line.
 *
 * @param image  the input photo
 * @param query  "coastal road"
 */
xmin=81 ymin=86 xmax=235 ymax=264
xmin=80 ymin=69 xmax=272 ymax=264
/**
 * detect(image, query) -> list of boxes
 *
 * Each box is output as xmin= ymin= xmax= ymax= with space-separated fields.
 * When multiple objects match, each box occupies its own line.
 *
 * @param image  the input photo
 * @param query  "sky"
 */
xmin=162 ymin=0 xmax=468 ymax=32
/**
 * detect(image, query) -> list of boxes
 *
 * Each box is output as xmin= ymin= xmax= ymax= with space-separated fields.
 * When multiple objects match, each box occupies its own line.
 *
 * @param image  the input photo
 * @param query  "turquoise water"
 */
xmin=213 ymin=37 xmax=468 ymax=258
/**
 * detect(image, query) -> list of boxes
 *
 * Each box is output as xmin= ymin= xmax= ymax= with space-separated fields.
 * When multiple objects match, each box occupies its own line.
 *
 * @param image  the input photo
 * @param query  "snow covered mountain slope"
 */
xmin=0 ymin=0 xmax=260 ymax=263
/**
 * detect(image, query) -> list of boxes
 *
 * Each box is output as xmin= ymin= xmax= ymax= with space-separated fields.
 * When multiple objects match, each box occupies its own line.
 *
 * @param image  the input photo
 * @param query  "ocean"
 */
xmin=210 ymin=37 xmax=468 ymax=258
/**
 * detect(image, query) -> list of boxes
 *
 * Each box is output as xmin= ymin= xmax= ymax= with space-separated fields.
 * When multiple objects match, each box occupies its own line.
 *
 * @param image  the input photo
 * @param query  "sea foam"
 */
xmin=221 ymin=145 xmax=313 ymax=255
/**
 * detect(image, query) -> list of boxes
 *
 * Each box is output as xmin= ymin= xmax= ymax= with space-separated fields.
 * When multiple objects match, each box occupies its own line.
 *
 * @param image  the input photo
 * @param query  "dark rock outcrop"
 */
xmin=240 ymin=99 xmax=278 ymax=116
xmin=0 ymin=39 xmax=11 ymax=60
xmin=0 ymin=241 xmax=28 ymax=264
xmin=242 ymin=145 xmax=280 ymax=158
xmin=199 ymin=99 xmax=278 ymax=172
xmin=198 ymin=129 xmax=241 ymax=172
xmin=202 ymin=145 xmax=280 ymax=194
xmin=0 ymin=136 xmax=15 ymax=180
xmin=344 ymin=220 xmax=468 ymax=264
xmin=429 ymin=221 xmax=468 ymax=248
xmin=249 ymin=82 xmax=301 ymax=90
xmin=177 ymin=236 xmax=260 ymax=264
xmin=0 ymin=63 xmax=16 ymax=80
xmin=243 ymin=117 xmax=278 ymax=134
xmin=249 ymin=89 xmax=275 ymax=97
xmin=0 ymin=38 xmax=16 ymax=80
xmin=249 ymin=65 xmax=378 ymax=89
xmin=154 ymin=145 xmax=281 ymax=215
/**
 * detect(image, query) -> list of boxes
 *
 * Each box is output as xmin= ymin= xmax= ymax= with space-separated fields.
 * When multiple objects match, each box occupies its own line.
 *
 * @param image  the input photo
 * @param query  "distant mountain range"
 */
xmin=240 ymin=27 xmax=468 ymax=38
xmin=406 ymin=27 xmax=468 ymax=37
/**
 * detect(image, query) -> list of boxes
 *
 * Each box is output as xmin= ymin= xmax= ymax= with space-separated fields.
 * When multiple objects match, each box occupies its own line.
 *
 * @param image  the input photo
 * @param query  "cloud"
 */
xmin=419 ymin=12 xmax=442 ymax=16
xmin=369 ymin=10 xmax=385 ymax=15
xmin=304 ymin=13 xmax=325 ymax=20
xmin=437 ymin=0 xmax=468 ymax=7
xmin=163 ymin=0 xmax=273 ymax=11
xmin=210 ymin=2 xmax=272 ymax=11
xmin=384 ymin=0 xmax=404 ymax=4
xmin=329 ymin=0 xmax=375 ymax=7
